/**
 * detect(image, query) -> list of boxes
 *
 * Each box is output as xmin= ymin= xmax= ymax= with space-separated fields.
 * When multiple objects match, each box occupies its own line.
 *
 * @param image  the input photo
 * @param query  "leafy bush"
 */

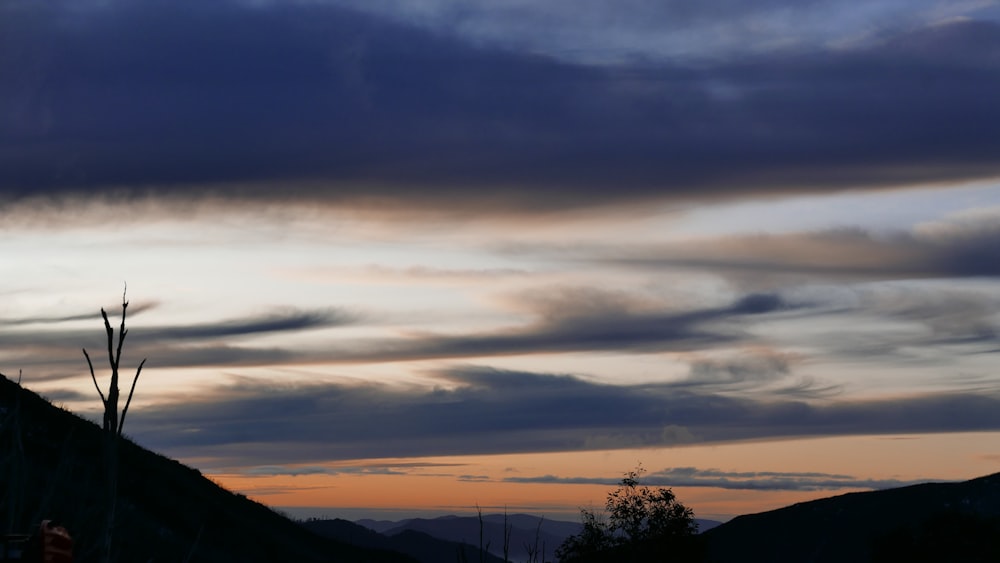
xmin=556 ymin=466 xmax=702 ymax=563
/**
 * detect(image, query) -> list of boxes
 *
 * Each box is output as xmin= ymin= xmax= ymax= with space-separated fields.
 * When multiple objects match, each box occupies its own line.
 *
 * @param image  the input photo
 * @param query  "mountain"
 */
xmin=359 ymin=513 xmax=722 ymax=560
xmin=703 ymin=472 xmax=1000 ymax=562
xmin=361 ymin=514 xmax=566 ymax=562
xmin=302 ymin=518 xmax=506 ymax=563
xmin=0 ymin=374 xmax=416 ymax=563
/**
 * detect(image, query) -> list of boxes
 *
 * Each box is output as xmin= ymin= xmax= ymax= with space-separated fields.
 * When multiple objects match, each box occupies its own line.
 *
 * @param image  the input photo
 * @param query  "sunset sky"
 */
xmin=2 ymin=0 xmax=1000 ymax=523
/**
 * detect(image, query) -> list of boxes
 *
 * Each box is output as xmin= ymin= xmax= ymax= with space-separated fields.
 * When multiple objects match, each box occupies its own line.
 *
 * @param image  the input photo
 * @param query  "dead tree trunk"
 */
xmin=83 ymin=288 xmax=146 ymax=563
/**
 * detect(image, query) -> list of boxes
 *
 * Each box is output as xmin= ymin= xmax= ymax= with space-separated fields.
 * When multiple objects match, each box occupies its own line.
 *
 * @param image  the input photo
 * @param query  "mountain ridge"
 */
xmin=704 ymin=471 xmax=1000 ymax=562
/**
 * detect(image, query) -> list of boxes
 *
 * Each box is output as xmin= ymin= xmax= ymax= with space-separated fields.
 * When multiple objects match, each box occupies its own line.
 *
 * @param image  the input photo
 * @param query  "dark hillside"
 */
xmin=0 ymin=373 xmax=416 ymax=563
xmin=704 ymin=472 xmax=1000 ymax=562
xmin=382 ymin=515 xmax=565 ymax=562
xmin=302 ymin=519 xmax=506 ymax=563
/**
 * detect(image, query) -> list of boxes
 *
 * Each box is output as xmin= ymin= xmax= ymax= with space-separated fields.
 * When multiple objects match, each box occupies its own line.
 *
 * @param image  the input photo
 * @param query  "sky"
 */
xmin=1 ymin=0 xmax=1000 ymax=523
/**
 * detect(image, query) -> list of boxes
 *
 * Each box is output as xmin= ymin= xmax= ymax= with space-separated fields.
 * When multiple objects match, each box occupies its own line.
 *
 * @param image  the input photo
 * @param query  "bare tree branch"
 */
xmin=114 ymin=293 xmax=128 ymax=370
xmin=101 ymin=308 xmax=115 ymax=373
xmin=117 ymin=358 xmax=146 ymax=436
xmin=83 ymin=348 xmax=107 ymax=408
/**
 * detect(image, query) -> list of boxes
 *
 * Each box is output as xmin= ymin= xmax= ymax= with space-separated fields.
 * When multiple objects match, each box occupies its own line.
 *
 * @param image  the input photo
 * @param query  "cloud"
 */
xmin=0 ymin=307 xmax=355 ymax=379
xmin=274 ymin=0 xmax=998 ymax=63
xmin=244 ymin=466 xmax=396 ymax=477
xmin=685 ymin=351 xmax=792 ymax=386
xmin=0 ymin=301 xmax=159 ymax=326
xmin=306 ymin=290 xmax=794 ymax=363
xmin=124 ymin=366 xmax=1000 ymax=469
xmin=0 ymin=290 xmax=800 ymax=383
xmin=135 ymin=308 xmax=357 ymax=341
xmin=593 ymin=221 xmax=1000 ymax=282
xmin=241 ymin=461 xmax=467 ymax=477
xmin=2 ymin=2 xmax=1000 ymax=215
xmin=858 ymin=285 xmax=999 ymax=346
xmin=504 ymin=467 xmax=934 ymax=492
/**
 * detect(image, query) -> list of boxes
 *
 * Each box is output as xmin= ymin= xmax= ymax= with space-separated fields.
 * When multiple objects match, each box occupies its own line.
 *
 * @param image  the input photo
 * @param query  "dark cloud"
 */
xmin=242 ymin=460 xmax=467 ymax=477
xmin=35 ymin=388 xmax=92 ymax=403
xmin=504 ymin=467 xmax=932 ymax=492
xmin=125 ymin=366 xmax=1000 ymax=469
xmin=686 ymin=351 xmax=791 ymax=386
xmin=304 ymin=290 xmax=795 ymax=363
xmin=136 ymin=308 xmax=356 ymax=341
xmin=0 ymin=291 xmax=796 ymax=381
xmin=0 ymin=307 xmax=354 ymax=379
xmin=0 ymin=301 xmax=158 ymax=326
xmin=243 ymin=465 xmax=406 ymax=477
xmin=594 ymin=223 xmax=1000 ymax=281
xmin=333 ymin=0 xmax=987 ymax=63
xmin=2 ymin=2 xmax=1000 ymax=213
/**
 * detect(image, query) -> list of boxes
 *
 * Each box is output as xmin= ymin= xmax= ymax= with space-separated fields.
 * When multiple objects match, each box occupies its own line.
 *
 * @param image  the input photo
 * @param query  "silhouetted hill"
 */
xmin=372 ymin=514 xmax=565 ymax=562
xmin=0 ymin=374 xmax=416 ymax=562
xmin=302 ymin=518 xmax=505 ymax=563
xmin=359 ymin=513 xmax=722 ymax=560
xmin=704 ymin=472 xmax=1000 ymax=562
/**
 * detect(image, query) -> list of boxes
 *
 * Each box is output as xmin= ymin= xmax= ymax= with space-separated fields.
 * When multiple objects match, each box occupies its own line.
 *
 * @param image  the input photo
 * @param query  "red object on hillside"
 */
xmin=38 ymin=521 xmax=72 ymax=563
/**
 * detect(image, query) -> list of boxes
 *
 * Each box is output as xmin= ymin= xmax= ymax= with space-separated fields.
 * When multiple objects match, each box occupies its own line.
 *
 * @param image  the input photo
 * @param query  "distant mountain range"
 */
xmin=353 ymin=514 xmax=721 ymax=562
xmin=4 ymin=372 xmax=1000 ymax=562
xmin=302 ymin=518 xmax=507 ymax=563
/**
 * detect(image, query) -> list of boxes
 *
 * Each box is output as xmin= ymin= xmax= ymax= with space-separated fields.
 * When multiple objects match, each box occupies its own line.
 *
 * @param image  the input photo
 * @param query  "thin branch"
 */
xmin=83 ymin=348 xmax=107 ymax=407
xmin=117 ymin=358 xmax=146 ymax=436
xmin=101 ymin=308 xmax=115 ymax=372
xmin=114 ymin=296 xmax=128 ymax=370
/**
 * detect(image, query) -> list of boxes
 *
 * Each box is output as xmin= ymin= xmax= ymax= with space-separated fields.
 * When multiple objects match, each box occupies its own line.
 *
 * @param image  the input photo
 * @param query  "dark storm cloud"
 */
xmin=2 ymin=1 xmax=1000 ymax=212
xmin=125 ymin=366 xmax=1000 ymax=469
xmin=505 ymin=467 xmax=929 ymax=492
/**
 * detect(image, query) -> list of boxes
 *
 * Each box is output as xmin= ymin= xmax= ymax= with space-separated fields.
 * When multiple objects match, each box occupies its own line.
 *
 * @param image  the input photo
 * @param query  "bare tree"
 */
xmin=83 ymin=287 xmax=146 ymax=563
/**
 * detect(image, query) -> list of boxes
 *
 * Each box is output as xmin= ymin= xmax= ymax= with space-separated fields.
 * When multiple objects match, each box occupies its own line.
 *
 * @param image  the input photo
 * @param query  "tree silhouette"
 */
xmin=556 ymin=466 xmax=700 ymax=562
xmin=83 ymin=287 xmax=147 ymax=563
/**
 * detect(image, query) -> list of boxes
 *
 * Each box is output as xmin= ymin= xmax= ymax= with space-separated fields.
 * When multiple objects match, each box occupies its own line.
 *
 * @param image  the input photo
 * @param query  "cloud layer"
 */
xmin=503 ymin=467 xmax=930 ymax=492
xmin=3 ymin=1 xmax=1000 ymax=213
xmin=124 ymin=366 xmax=1000 ymax=470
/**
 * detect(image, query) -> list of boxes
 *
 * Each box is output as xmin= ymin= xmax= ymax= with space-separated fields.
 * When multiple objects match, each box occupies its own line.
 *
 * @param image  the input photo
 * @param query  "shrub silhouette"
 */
xmin=556 ymin=466 xmax=702 ymax=563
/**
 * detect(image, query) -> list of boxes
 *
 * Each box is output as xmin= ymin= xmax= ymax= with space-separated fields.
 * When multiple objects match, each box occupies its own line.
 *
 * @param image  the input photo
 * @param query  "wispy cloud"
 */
xmin=587 ymin=221 xmax=1000 ymax=282
xmin=1 ymin=290 xmax=799 ymax=380
xmin=135 ymin=308 xmax=357 ymax=341
xmin=504 ymin=467 xmax=936 ymax=492
xmin=241 ymin=461 xmax=468 ymax=477
xmin=322 ymin=0 xmax=997 ymax=62
xmin=0 ymin=307 xmax=356 ymax=376
xmin=0 ymin=301 xmax=159 ymax=326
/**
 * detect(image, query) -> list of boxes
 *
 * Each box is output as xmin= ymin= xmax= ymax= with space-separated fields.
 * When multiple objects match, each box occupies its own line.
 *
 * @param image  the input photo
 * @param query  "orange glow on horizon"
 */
xmin=202 ymin=431 xmax=1000 ymax=521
